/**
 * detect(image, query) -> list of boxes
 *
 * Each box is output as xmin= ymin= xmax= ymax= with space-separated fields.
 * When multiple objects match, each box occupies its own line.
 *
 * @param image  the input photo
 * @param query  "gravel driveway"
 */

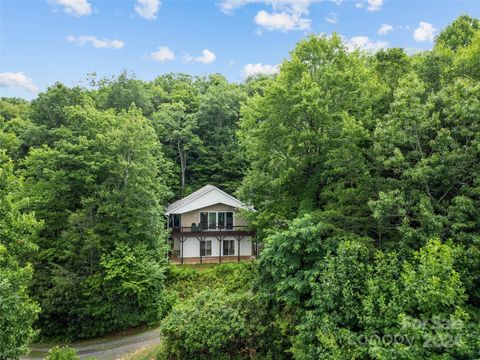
xmin=21 ymin=327 xmax=161 ymax=360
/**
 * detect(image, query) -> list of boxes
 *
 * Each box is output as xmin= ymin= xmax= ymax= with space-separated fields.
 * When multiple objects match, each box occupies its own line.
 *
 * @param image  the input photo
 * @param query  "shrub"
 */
xmin=45 ymin=346 xmax=78 ymax=360
xmin=165 ymin=262 xmax=255 ymax=301
xmin=159 ymin=283 xmax=289 ymax=360
xmin=160 ymin=289 xmax=251 ymax=359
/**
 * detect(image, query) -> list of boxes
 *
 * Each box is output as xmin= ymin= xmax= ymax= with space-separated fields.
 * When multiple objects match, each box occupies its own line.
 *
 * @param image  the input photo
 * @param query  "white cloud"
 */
xmin=255 ymin=10 xmax=310 ymax=31
xmin=346 ymin=36 xmax=389 ymax=51
xmin=325 ymin=12 xmax=337 ymax=24
xmin=0 ymin=72 xmax=38 ymax=93
xmin=220 ymin=0 xmax=317 ymax=32
xmin=67 ymin=35 xmax=124 ymax=49
xmin=150 ymin=46 xmax=175 ymax=62
xmin=49 ymin=0 xmax=92 ymax=16
xmin=183 ymin=49 xmax=217 ymax=64
xmin=378 ymin=23 xmax=393 ymax=35
xmin=331 ymin=0 xmax=343 ymax=4
xmin=219 ymin=0 xmax=254 ymax=14
xmin=413 ymin=22 xmax=436 ymax=42
xmin=194 ymin=49 xmax=216 ymax=64
xmin=135 ymin=0 xmax=160 ymax=20
xmin=242 ymin=63 xmax=279 ymax=78
xmin=367 ymin=0 xmax=383 ymax=11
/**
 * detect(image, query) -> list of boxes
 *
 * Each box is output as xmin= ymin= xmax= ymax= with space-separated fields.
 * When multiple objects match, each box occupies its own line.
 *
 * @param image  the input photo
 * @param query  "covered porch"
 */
xmin=169 ymin=230 xmax=258 ymax=265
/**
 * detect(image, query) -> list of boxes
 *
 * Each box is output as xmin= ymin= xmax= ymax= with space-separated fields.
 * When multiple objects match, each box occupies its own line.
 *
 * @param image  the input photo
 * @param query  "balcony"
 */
xmin=170 ymin=225 xmax=254 ymax=238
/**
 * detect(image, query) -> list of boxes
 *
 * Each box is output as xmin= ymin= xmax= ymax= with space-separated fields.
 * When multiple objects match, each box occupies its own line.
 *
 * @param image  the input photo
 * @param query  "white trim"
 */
xmin=165 ymin=185 xmax=252 ymax=215
xmin=167 ymin=187 xmax=215 ymax=214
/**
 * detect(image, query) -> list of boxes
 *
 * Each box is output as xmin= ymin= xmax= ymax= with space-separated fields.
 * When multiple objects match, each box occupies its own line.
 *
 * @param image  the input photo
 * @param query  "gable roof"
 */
xmin=165 ymin=185 xmax=251 ymax=215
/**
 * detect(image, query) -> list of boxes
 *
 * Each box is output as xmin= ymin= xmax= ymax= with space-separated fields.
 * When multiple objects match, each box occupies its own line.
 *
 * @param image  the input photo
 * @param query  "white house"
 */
xmin=165 ymin=185 xmax=256 ymax=264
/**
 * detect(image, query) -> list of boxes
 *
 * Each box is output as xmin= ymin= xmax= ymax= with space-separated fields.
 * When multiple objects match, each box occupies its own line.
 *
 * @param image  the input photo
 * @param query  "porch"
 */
xmin=169 ymin=225 xmax=257 ymax=265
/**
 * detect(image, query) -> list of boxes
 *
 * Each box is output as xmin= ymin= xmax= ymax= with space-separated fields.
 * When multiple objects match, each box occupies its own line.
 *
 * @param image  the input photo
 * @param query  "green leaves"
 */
xmin=20 ymin=104 xmax=172 ymax=338
xmin=242 ymin=15 xmax=480 ymax=360
xmin=0 ymin=153 xmax=40 ymax=360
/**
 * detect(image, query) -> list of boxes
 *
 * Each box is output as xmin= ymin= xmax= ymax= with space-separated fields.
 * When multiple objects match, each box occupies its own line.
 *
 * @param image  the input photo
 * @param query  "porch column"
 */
xmin=180 ymin=237 xmax=185 ymax=265
xmin=216 ymin=236 xmax=225 ymax=263
xmin=234 ymin=235 xmax=244 ymax=262
xmin=196 ymin=236 xmax=206 ymax=264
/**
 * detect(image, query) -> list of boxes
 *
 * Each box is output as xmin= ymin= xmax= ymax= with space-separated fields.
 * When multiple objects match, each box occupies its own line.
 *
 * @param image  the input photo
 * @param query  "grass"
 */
xmin=165 ymin=261 xmax=255 ymax=300
xmin=121 ymin=344 xmax=162 ymax=360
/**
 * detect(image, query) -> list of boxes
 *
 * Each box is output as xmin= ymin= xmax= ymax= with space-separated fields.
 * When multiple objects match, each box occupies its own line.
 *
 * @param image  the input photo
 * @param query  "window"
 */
xmin=169 ymin=214 xmax=181 ymax=229
xmin=218 ymin=212 xmax=225 ymax=229
xmin=223 ymin=240 xmax=235 ymax=256
xmin=200 ymin=240 xmax=212 ymax=256
xmin=226 ymin=212 xmax=233 ymax=229
xmin=200 ymin=212 xmax=208 ymax=229
xmin=208 ymin=212 xmax=217 ymax=229
xmin=199 ymin=211 xmax=235 ymax=230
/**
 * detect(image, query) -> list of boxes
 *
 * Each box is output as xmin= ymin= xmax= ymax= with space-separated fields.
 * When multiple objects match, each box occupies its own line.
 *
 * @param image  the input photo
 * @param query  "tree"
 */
xmin=0 ymin=152 xmax=40 ymax=360
xmin=190 ymin=76 xmax=247 ymax=194
xmin=95 ymin=71 xmax=153 ymax=116
xmin=238 ymin=33 xmax=383 ymax=235
xmin=21 ymin=105 xmax=173 ymax=338
xmin=152 ymin=102 xmax=201 ymax=192
xmin=435 ymin=15 xmax=480 ymax=51
xmin=242 ymin=16 xmax=480 ymax=359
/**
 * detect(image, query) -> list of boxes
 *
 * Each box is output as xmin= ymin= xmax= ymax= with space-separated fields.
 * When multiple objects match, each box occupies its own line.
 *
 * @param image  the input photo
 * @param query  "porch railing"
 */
xmin=170 ymin=225 xmax=251 ymax=233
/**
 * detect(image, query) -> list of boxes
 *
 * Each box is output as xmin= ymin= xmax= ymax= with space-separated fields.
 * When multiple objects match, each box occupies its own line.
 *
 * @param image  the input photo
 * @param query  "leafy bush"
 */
xmin=45 ymin=346 xmax=78 ymax=360
xmin=160 ymin=289 xmax=251 ymax=359
xmin=165 ymin=262 xmax=255 ymax=300
xmin=160 ymin=263 xmax=290 ymax=360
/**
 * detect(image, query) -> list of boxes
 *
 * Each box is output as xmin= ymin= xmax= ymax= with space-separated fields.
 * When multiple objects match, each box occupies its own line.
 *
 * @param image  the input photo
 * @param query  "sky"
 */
xmin=0 ymin=0 xmax=479 ymax=99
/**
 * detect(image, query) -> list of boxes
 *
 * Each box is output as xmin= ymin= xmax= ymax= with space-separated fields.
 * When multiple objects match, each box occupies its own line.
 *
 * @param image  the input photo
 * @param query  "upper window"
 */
xmin=208 ymin=212 xmax=216 ymax=229
xmin=199 ymin=211 xmax=234 ymax=230
xmin=169 ymin=214 xmax=181 ymax=229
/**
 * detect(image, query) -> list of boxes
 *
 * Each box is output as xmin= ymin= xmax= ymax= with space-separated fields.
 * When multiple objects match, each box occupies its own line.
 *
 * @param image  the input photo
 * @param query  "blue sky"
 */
xmin=1 ymin=0 xmax=479 ymax=99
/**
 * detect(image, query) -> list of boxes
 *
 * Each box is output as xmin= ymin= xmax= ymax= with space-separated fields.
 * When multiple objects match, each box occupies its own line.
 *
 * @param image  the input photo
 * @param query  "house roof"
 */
xmin=165 ymin=185 xmax=251 ymax=215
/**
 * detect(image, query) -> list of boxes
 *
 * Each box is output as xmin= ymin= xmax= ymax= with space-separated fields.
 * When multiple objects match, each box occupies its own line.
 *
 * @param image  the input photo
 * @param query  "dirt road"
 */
xmin=21 ymin=327 xmax=161 ymax=360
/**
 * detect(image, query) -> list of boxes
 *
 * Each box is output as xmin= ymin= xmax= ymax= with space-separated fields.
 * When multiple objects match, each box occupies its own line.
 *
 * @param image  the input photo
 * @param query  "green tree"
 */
xmin=239 ymin=33 xmax=383 ymax=236
xmin=190 ymin=76 xmax=247 ymax=194
xmin=22 ymin=105 xmax=172 ymax=338
xmin=152 ymin=102 xmax=201 ymax=192
xmin=95 ymin=71 xmax=153 ymax=116
xmin=0 ymin=152 xmax=40 ymax=360
xmin=435 ymin=15 xmax=480 ymax=51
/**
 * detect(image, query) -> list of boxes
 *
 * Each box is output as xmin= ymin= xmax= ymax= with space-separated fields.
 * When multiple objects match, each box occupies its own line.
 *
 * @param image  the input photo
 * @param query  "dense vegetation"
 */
xmin=0 ymin=15 xmax=479 ymax=360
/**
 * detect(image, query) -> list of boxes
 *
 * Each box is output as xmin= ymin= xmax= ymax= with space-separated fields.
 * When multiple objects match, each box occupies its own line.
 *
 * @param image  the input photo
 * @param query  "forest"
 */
xmin=1 ymin=15 xmax=479 ymax=360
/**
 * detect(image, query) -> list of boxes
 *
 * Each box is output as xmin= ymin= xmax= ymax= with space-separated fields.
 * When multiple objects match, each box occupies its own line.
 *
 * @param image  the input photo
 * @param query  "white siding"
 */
xmin=178 ymin=236 xmax=252 ymax=258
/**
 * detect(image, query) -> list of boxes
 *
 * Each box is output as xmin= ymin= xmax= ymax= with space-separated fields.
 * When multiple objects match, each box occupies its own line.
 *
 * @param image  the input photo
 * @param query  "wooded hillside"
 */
xmin=1 ymin=15 xmax=479 ymax=360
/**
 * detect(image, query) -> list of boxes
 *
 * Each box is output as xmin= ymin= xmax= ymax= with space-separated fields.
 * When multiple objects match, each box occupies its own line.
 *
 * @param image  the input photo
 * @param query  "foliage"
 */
xmin=159 ymin=263 xmax=289 ymax=360
xmin=239 ymin=16 xmax=480 ymax=359
xmin=45 ymin=346 xmax=79 ymax=360
xmin=1 ymin=14 xmax=479 ymax=360
xmin=435 ymin=15 xmax=480 ymax=51
xmin=160 ymin=289 xmax=251 ymax=359
xmin=165 ymin=262 xmax=255 ymax=300
xmin=0 ymin=152 xmax=40 ymax=360
xmin=21 ymin=105 xmax=172 ymax=338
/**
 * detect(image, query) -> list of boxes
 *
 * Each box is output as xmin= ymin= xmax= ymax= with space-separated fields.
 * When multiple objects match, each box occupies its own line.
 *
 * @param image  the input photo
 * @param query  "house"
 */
xmin=166 ymin=185 xmax=257 ymax=264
